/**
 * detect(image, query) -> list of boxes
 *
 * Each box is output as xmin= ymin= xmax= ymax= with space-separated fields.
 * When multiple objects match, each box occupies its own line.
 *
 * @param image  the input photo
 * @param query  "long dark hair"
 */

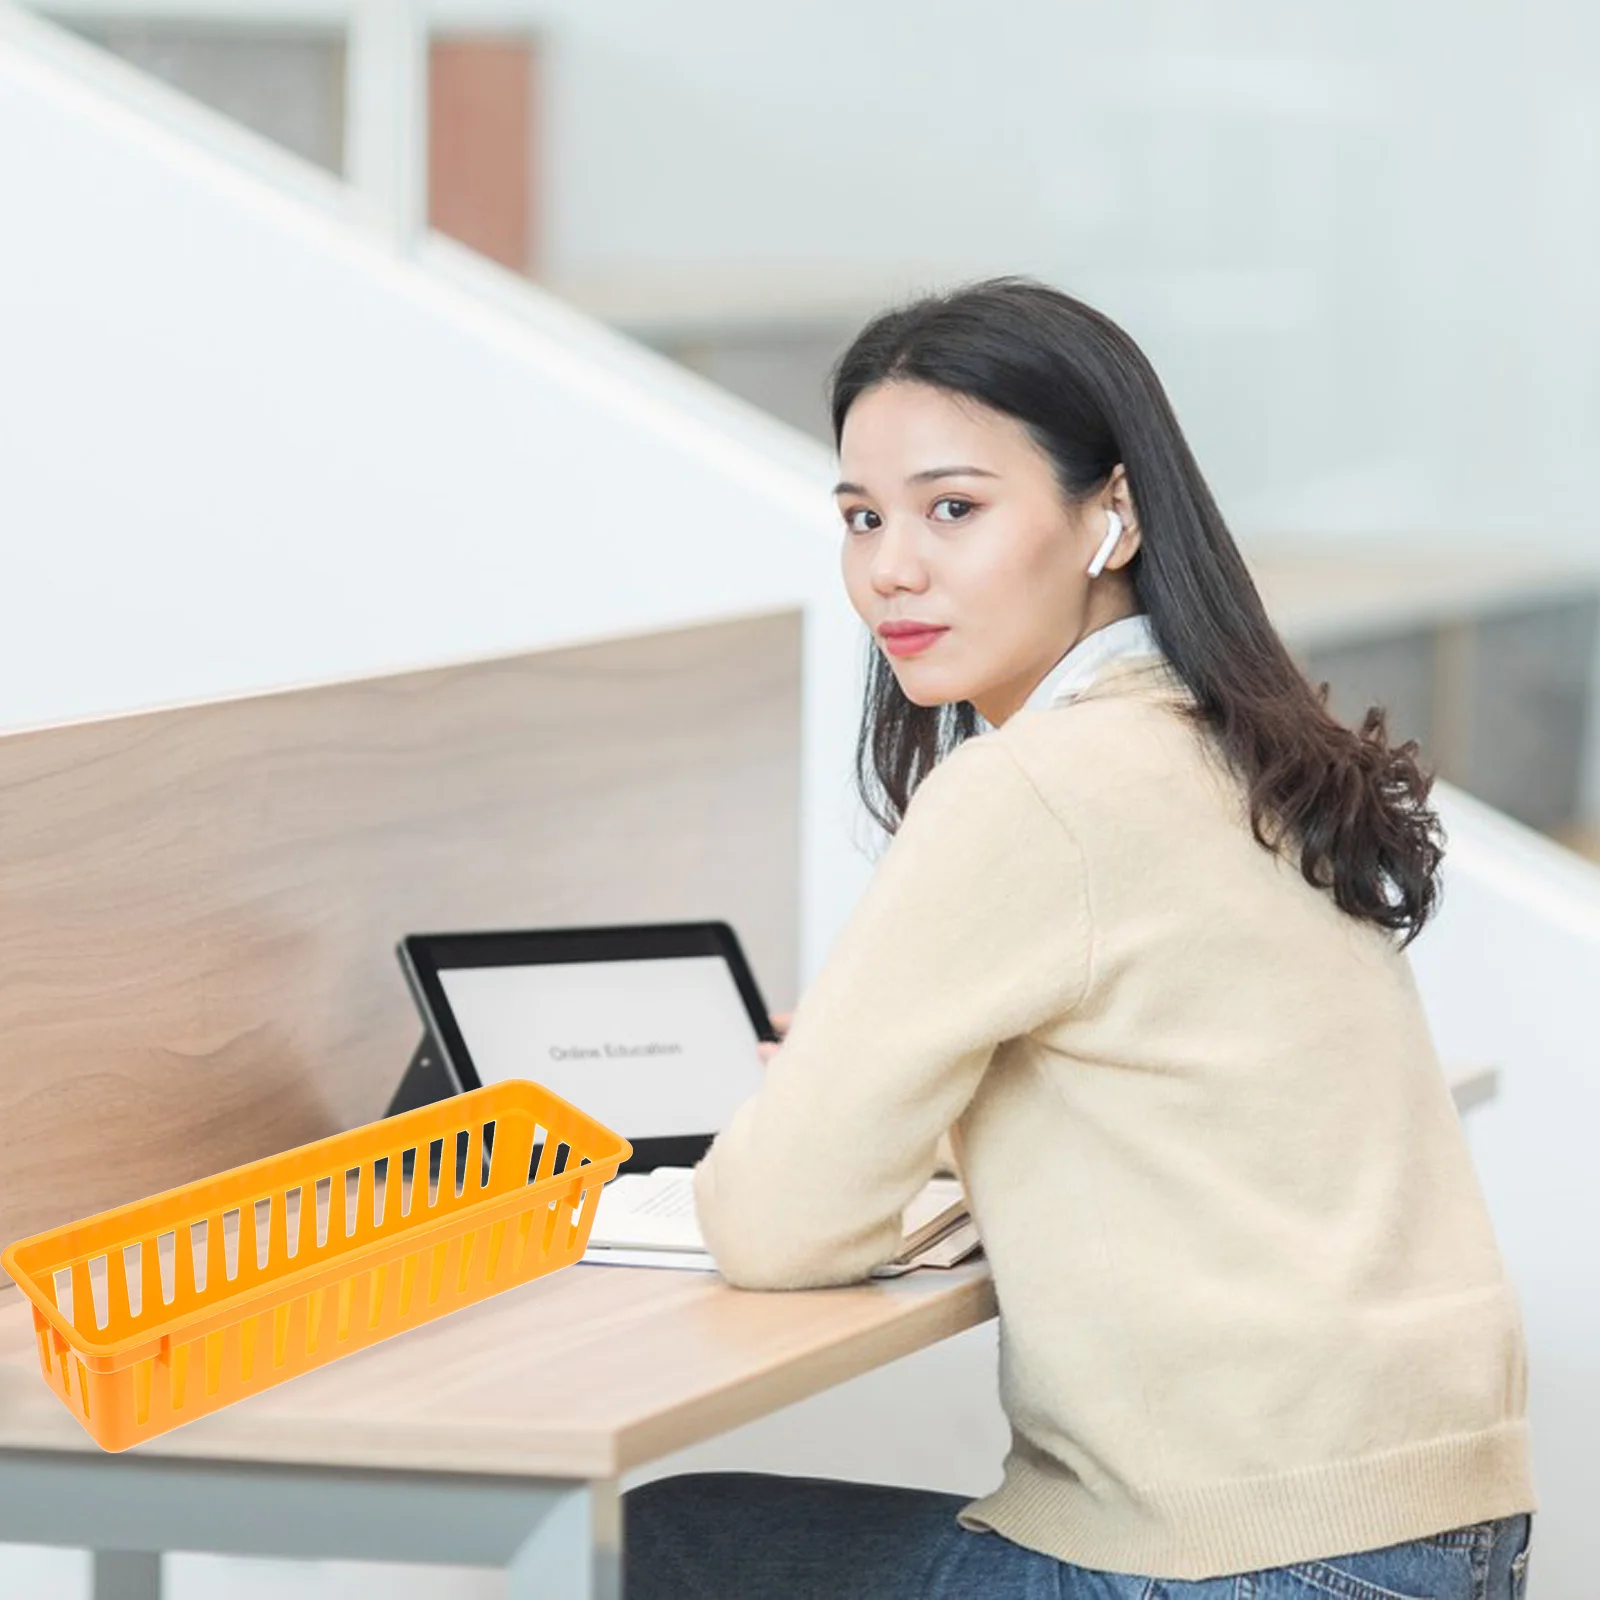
xmin=830 ymin=277 xmax=1443 ymax=945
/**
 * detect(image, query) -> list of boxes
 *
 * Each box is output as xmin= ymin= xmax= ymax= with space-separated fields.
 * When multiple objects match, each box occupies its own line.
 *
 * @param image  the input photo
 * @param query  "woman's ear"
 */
xmin=1104 ymin=464 xmax=1142 ymax=567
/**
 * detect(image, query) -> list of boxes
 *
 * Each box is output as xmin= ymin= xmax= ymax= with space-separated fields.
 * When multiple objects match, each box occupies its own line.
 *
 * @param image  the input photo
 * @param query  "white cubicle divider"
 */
xmin=1409 ymin=782 xmax=1600 ymax=1600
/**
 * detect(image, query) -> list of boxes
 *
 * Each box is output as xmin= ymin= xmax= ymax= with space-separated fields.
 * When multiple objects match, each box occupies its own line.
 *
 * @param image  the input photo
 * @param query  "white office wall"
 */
xmin=0 ymin=22 xmax=835 ymax=738
xmin=527 ymin=0 xmax=1600 ymax=551
xmin=22 ymin=0 xmax=1600 ymax=555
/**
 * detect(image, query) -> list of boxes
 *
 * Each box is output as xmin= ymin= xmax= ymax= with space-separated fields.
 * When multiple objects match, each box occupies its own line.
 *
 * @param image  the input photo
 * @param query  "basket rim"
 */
xmin=1 ymin=1078 xmax=630 ymax=1366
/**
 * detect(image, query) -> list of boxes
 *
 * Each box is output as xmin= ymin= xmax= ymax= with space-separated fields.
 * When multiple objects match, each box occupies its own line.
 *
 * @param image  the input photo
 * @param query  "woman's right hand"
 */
xmin=755 ymin=1011 xmax=793 ymax=1065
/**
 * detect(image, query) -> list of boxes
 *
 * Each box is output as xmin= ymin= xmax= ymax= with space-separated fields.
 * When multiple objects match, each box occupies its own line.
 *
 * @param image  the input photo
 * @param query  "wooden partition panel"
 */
xmin=0 ymin=611 xmax=801 ymax=1282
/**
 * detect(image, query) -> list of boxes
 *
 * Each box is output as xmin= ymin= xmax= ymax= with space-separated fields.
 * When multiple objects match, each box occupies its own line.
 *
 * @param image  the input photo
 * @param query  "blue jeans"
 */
xmin=621 ymin=1472 xmax=1533 ymax=1599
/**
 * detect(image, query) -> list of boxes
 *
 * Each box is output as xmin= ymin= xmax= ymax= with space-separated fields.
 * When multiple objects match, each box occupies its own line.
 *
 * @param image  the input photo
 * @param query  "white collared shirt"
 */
xmin=975 ymin=614 xmax=1162 ymax=732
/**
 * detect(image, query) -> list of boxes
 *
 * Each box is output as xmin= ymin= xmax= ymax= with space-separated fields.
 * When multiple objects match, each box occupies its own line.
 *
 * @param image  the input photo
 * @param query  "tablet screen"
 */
xmin=436 ymin=953 xmax=766 ymax=1140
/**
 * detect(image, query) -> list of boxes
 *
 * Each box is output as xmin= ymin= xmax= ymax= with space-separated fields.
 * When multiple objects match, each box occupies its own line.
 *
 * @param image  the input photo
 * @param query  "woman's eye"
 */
xmin=843 ymin=506 xmax=881 ymax=534
xmin=930 ymin=497 xmax=975 ymax=523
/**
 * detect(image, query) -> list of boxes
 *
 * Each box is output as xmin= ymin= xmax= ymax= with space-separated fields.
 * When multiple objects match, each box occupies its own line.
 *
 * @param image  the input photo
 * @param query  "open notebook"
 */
xmin=583 ymin=1168 xmax=981 ymax=1276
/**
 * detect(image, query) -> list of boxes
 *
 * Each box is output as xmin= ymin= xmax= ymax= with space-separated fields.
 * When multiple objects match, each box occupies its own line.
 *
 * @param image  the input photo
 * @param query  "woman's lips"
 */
xmin=879 ymin=626 xmax=948 ymax=658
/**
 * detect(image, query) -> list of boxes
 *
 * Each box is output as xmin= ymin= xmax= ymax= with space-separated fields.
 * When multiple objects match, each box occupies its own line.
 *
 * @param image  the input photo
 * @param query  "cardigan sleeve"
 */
xmin=693 ymin=734 xmax=1093 ymax=1289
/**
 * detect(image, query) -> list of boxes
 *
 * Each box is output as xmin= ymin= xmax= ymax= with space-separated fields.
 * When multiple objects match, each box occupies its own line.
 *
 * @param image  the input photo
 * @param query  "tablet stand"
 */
xmin=384 ymin=1031 xmax=456 ymax=1117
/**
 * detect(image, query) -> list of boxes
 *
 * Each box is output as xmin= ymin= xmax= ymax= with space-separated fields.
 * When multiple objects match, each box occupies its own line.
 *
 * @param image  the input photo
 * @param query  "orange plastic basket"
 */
xmin=0 ymin=1079 xmax=631 ymax=1451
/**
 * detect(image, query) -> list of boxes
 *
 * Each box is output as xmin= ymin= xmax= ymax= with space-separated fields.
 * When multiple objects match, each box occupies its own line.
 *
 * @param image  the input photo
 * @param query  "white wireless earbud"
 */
xmin=1087 ymin=509 xmax=1124 ymax=578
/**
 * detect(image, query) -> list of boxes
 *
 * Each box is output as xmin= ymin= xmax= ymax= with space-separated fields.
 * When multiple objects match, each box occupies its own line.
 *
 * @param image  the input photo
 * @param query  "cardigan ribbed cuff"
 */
xmin=957 ymin=1421 xmax=1536 ymax=1581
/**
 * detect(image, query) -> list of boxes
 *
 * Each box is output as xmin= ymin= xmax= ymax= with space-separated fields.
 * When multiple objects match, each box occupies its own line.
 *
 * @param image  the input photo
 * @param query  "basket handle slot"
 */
xmin=427 ymin=1139 xmax=444 ymax=1208
xmin=551 ymin=1141 xmax=572 ymax=1178
xmin=119 ymin=1244 xmax=143 ymax=1321
xmin=398 ymin=1148 xmax=417 ymax=1217
xmin=343 ymin=1168 xmax=362 ymax=1239
xmin=284 ymin=1186 xmax=303 ymax=1258
xmin=71 ymin=1260 xmax=105 ymax=1331
xmin=372 ymin=1157 xmax=389 ymax=1229
xmin=568 ymin=1158 xmax=595 ymax=1228
xmin=221 ymin=1209 xmax=242 ymax=1282
xmin=480 ymin=1120 xmax=496 ymax=1189
xmin=314 ymin=1176 xmax=333 ymax=1249
xmin=254 ymin=1198 xmax=273 ymax=1272
xmin=52 ymin=1268 xmax=73 ymax=1327
xmin=528 ymin=1124 xmax=550 ymax=1184
xmin=189 ymin=1221 xmax=210 ymax=1297
xmin=156 ymin=1231 xmax=177 ymax=1305
xmin=89 ymin=1255 xmax=110 ymax=1329
xmin=453 ymin=1129 xmax=471 ymax=1199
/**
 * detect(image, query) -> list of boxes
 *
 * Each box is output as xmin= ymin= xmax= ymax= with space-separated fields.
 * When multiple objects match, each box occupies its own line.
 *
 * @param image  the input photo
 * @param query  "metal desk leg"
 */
xmin=508 ymin=1479 xmax=621 ymax=1600
xmin=92 ymin=1551 xmax=161 ymax=1600
xmin=2 ymin=1450 xmax=621 ymax=1600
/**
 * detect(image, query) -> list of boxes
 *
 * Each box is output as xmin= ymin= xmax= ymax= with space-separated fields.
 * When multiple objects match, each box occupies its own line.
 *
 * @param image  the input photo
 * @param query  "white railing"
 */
xmin=1408 ymin=785 xmax=1600 ymax=1596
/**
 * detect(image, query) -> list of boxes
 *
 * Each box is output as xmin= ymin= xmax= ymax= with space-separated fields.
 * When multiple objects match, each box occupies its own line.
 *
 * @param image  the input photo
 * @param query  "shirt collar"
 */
xmin=976 ymin=614 xmax=1162 ymax=732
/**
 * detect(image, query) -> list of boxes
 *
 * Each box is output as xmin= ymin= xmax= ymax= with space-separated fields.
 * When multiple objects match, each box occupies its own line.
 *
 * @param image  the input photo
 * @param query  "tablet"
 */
xmin=396 ymin=921 xmax=779 ymax=1172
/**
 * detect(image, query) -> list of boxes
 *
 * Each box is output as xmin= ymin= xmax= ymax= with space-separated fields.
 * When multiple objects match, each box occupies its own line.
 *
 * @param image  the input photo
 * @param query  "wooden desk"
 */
xmin=0 ymin=1259 xmax=995 ymax=1599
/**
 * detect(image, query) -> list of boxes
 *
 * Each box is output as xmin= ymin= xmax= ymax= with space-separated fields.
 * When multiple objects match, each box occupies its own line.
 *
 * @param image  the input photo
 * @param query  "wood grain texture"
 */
xmin=0 ymin=612 xmax=801 ymax=1278
xmin=0 ymin=1262 xmax=995 ymax=1476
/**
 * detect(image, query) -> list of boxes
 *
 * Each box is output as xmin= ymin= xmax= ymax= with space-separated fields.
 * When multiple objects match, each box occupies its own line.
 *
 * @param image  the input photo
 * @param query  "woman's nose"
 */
xmin=869 ymin=517 xmax=928 ymax=594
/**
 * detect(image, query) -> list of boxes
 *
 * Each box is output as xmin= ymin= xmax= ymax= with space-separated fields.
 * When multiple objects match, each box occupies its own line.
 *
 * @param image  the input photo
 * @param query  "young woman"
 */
xmin=622 ymin=279 xmax=1535 ymax=1599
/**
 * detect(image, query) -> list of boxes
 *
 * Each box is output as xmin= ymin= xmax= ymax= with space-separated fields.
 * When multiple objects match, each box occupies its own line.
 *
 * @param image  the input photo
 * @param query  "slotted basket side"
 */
xmin=2 ymin=1080 xmax=628 ymax=1451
